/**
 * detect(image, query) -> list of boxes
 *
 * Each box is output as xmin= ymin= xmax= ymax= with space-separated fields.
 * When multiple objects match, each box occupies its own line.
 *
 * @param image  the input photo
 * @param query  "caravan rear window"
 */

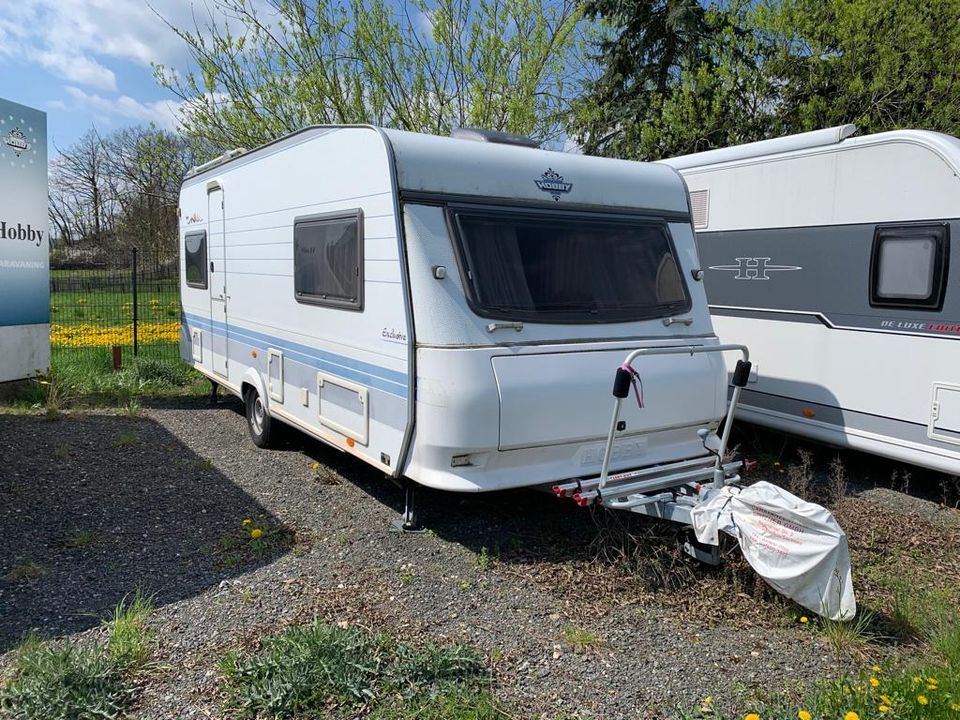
xmin=449 ymin=209 xmax=690 ymax=323
xmin=184 ymin=231 xmax=207 ymax=289
xmin=293 ymin=210 xmax=364 ymax=310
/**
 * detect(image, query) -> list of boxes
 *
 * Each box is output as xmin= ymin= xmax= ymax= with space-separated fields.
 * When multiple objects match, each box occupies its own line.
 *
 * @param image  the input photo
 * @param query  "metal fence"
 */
xmin=50 ymin=249 xmax=181 ymax=365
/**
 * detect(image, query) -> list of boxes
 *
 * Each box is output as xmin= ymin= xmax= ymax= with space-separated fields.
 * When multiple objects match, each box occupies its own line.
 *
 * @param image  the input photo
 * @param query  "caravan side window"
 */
xmin=293 ymin=209 xmax=364 ymax=310
xmin=184 ymin=231 xmax=208 ymax=289
xmin=870 ymin=224 xmax=949 ymax=310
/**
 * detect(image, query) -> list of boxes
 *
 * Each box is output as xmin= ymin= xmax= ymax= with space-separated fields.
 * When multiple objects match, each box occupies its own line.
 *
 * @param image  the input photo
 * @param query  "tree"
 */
xmin=49 ymin=126 xmax=195 ymax=267
xmin=49 ymin=129 xmax=117 ymax=251
xmin=155 ymin=0 xmax=587 ymax=153
xmin=569 ymin=0 xmax=776 ymax=160
xmin=760 ymin=0 xmax=960 ymax=136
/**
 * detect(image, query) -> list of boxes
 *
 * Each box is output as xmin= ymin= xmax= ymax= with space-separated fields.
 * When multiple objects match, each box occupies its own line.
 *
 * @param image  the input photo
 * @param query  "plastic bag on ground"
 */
xmin=690 ymin=481 xmax=856 ymax=621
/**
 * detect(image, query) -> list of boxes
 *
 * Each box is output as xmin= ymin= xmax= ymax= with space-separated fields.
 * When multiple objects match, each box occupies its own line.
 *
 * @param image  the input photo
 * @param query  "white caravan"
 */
xmin=661 ymin=126 xmax=960 ymax=475
xmin=178 ymin=125 xmax=749 ymax=520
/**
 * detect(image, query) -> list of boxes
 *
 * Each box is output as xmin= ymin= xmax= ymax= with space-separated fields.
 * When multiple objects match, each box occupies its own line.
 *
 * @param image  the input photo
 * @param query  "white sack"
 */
xmin=690 ymin=481 xmax=856 ymax=621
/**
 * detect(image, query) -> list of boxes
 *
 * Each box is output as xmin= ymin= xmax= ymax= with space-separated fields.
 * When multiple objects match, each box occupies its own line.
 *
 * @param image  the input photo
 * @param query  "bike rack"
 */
xmin=553 ymin=343 xmax=751 ymax=564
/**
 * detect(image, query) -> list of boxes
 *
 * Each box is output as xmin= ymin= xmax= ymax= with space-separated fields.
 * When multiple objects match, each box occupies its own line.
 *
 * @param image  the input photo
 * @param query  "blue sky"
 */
xmin=0 ymin=0 xmax=259 ymax=151
xmin=0 ymin=0 xmax=439 ymax=153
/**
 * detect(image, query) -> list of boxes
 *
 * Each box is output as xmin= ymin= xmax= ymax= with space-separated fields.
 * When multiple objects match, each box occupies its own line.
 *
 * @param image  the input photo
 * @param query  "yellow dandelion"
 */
xmin=869 ymin=677 xmax=880 ymax=688
xmin=798 ymin=710 xmax=812 ymax=720
xmin=928 ymin=677 xmax=939 ymax=686
xmin=744 ymin=714 xmax=760 ymax=720
xmin=950 ymin=702 xmax=960 ymax=711
xmin=913 ymin=676 xmax=923 ymax=684
xmin=844 ymin=712 xmax=860 ymax=720
xmin=878 ymin=705 xmax=890 ymax=713
xmin=917 ymin=695 xmax=928 ymax=706
xmin=250 ymin=528 xmax=263 ymax=540
xmin=242 ymin=518 xmax=252 ymax=526
xmin=880 ymin=694 xmax=893 ymax=705
xmin=703 ymin=697 xmax=713 ymax=706
xmin=311 ymin=462 xmax=321 ymax=470
xmin=799 ymin=616 xmax=809 ymax=624
xmin=872 ymin=665 xmax=881 ymax=673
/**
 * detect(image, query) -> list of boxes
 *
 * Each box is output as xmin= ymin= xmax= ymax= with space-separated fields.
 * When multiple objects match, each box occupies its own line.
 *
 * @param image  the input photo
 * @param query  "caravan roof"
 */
xmin=661 ymin=124 xmax=960 ymax=176
xmin=185 ymin=125 xmax=690 ymax=215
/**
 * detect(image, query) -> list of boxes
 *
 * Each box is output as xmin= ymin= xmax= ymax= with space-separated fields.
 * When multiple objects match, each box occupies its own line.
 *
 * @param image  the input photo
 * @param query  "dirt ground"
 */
xmin=1 ymin=398 xmax=958 ymax=718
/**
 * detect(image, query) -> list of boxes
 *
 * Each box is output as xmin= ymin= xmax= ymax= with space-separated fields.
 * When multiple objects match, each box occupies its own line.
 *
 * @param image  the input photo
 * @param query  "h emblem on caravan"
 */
xmin=709 ymin=257 xmax=802 ymax=280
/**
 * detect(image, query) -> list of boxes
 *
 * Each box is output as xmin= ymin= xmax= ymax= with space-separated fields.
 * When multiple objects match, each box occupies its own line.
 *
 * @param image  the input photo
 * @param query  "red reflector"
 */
xmin=573 ymin=494 xmax=590 ymax=507
xmin=551 ymin=485 xmax=565 ymax=497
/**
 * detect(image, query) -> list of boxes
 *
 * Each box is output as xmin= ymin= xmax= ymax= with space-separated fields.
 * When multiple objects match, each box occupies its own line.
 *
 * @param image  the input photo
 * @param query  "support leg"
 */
xmin=390 ymin=479 xmax=427 ymax=534
xmin=209 ymin=379 xmax=219 ymax=405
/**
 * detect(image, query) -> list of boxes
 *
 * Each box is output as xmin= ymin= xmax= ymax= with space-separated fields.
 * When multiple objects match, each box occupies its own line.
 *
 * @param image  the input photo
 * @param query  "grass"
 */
xmin=369 ymin=686 xmax=508 ymax=720
xmin=4 ymin=562 xmax=44 ymax=581
xmin=0 ymin=594 xmax=154 ymax=720
xmin=219 ymin=621 xmax=489 ymax=719
xmin=560 ymin=625 xmax=602 ymax=652
xmin=64 ymin=530 xmax=98 ymax=549
xmin=679 ymin=587 xmax=960 ymax=719
xmin=5 ymin=349 xmax=207 ymax=412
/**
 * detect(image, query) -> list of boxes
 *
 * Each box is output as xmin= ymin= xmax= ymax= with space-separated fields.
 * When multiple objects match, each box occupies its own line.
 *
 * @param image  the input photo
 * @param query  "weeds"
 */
xmin=828 ymin=455 xmax=849 ymax=506
xmin=64 ymin=530 xmax=98 ymax=549
xmin=4 ymin=562 xmax=44 ymax=581
xmin=215 ymin=517 xmax=293 ymax=567
xmin=785 ymin=448 xmax=815 ymax=499
xmin=476 ymin=545 xmax=498 ymax=571
xmin=368 ymin=686 xmax=506 ymax=720
xmin=560 ymin=625 xmax=601 ymax=652
xmin=0 ymin=594 xmax=154 ymax=719
xmin=114 ymin=430 xmax=139 ymax=448
xmin=220 ymin=622 xmax=487 ymax=718
xmin=817 ymin=608 xmax=878 ymax=659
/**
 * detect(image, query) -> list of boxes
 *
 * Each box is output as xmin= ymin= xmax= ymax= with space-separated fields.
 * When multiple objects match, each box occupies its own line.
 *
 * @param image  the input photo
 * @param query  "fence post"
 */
xmin=132 ymin=247 xmax=139 ymax=357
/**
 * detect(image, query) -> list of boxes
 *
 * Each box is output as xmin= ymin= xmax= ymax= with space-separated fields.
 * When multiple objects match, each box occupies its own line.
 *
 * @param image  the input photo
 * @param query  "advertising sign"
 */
xmin=0 ymin=97 xmax=49 ymax=382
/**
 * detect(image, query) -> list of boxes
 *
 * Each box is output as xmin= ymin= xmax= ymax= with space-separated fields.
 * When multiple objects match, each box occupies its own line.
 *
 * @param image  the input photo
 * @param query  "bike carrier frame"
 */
xmin=552 ymin=343 xmax=751 ymax=564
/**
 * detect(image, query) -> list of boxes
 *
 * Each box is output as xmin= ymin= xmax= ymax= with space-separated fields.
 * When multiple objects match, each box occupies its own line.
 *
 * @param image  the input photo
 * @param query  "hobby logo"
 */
xmin=0 ymin=221 xmax=44 ymax=247
xmin=534 ymin=168 xmax=572 ymax=201
xmin=709 ymin=257 xmax=802 ymax=280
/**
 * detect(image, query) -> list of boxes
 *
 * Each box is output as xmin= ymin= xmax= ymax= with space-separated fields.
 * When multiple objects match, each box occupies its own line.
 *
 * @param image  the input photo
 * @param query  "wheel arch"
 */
xmin=240 ymin=367 xmax=269 ymax=412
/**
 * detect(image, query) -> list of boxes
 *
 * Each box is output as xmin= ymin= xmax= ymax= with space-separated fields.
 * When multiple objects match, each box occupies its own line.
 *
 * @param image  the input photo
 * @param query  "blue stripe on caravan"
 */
xmin=183 ymin=312 xmax=408 ymax=398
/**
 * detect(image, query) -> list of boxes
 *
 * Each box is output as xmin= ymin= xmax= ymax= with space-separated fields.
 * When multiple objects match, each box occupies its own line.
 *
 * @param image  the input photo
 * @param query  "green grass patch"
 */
xmin=219 ymin=622 xmax=489 ymax=719
xmin=369 ymin=686 xmax=508 ymax=720
xmin=0 ymin=594 xmax=154 ymax=720
xmin=6 ymin=350 xmax=207 ymax=411
xmin=679 ymin=589 xmax=960 ymax=719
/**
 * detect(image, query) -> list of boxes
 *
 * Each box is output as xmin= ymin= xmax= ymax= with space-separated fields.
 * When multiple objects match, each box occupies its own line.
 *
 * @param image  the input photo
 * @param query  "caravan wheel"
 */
xmin=244 ymin=387 xmax=275 ymax=448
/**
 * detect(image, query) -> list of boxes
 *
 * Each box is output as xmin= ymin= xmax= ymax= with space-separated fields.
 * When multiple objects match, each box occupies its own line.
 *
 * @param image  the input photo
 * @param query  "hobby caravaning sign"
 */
xmin=0 ymin=97 xmax=49 ymax=382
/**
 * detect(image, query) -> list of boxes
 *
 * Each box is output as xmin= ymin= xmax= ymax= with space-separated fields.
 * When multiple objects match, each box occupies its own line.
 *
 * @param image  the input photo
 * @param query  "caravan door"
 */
xmin=207 ymin=182 xmax=229 ymax=378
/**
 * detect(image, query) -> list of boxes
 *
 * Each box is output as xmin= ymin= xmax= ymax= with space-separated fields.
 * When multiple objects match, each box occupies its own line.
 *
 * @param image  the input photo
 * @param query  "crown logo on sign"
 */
xmin=3 ymin=127 xmax=30 ymax=157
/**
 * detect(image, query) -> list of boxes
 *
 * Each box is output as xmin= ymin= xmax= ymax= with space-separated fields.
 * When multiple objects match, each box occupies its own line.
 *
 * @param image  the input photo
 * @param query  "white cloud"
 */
xmin=64 ymin=85 xmax=184 ymax=129
xmin=0 ymin=0 xmax=268 ymax=89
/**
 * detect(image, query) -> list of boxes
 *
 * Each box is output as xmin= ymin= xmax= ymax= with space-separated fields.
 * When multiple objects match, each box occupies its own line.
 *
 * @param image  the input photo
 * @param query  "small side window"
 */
xmin=870 ymin=224 xmax=949 ymax=310
xmin=293 ymin=209 xmax=364 ymax=310
xmin=184 ymin=231 xmax=207 ymax=289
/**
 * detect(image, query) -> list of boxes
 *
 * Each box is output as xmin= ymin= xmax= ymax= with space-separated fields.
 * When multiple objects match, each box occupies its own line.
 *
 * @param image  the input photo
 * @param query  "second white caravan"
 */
xmin=179 ymin=125 xmax=744 ymax=502
xmin=662 ymin=125 xmax=960 ymax=475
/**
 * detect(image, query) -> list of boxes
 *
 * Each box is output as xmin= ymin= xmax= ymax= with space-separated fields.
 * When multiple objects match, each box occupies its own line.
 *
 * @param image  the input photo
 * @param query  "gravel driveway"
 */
xmin=0 ymin=399 xmax=863 ymax=718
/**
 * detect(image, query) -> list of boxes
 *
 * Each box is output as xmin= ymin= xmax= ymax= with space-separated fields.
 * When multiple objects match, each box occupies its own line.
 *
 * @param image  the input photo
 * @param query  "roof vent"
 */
xmin=450 ymin=127 xmax=539 ymax=149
